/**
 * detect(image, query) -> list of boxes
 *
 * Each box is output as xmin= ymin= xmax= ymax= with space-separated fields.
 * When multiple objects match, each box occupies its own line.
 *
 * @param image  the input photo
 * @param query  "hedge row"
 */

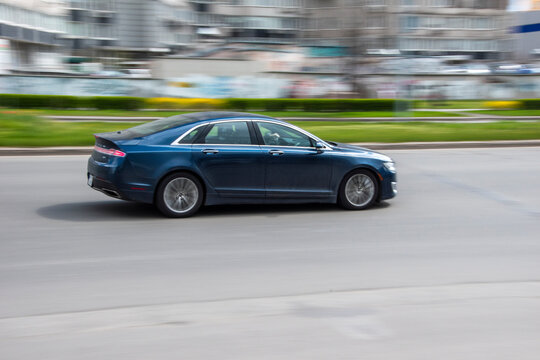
xmin=225 ymin=98 xmax=408 ymax=112
xmin=2 ymin=94 xmax=540 ymax=111
xmin=0 ymin=95 xmax=406 ymax=112
xmin=520 ymin=99 xmax=540 ymax=110
xmin=0 ymin=94 xmax=409 ymax=112
xmin=0 ymin=94 xmax=144 ymax=110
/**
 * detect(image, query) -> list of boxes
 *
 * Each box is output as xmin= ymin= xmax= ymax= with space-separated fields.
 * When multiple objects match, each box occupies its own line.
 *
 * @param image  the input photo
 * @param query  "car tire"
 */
xmin=338 ymin=169 xmax=379 ymax=210
xmin=156 ymin=172 xmax=203 ymax=218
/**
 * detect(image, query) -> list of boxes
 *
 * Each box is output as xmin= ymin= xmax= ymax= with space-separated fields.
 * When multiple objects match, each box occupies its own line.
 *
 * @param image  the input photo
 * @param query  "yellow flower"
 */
xmin=483 ymin=101 xmax=520 ymax=110
xmin=145 ymin=98 xmax=225 ymax=110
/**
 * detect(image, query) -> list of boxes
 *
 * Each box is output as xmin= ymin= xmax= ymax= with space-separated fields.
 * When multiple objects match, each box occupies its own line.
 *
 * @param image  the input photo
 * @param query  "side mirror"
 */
xmin=314 ymin=141 xmax=325 ymax=153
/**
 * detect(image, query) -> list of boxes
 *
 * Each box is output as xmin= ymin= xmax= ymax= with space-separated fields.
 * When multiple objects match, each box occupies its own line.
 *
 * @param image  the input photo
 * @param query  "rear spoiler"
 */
xmin=93 ymin=134 xmax=126 ymax=157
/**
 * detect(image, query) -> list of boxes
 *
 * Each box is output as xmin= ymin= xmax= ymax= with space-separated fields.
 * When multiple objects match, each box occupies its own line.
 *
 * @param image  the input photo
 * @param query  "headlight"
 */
xmin=383 ymin=161 xmax=396 ymax=173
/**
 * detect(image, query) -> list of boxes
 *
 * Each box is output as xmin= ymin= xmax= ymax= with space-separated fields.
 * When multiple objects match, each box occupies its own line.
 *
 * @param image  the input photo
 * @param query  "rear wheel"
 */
xmin=156 ymin=172 xmax=203 ymax=218
xmin=338 ymin=170 xmax=378 ymax=210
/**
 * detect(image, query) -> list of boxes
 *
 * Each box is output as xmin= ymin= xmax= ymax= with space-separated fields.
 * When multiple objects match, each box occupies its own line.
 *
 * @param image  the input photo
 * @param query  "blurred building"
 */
xmin=63 ymin=0 xmax=116 ymax=58
xmin=62 ymin=0 xmax=304 ymax=59
xmin=512 ymin=10 xmax=540 ymax=60
xmin=0 ymin=0 xmax=517 ymax=74
xmin=114 ymin=0 xmax=193 ymax=57
xmin=64 ymin=0 xmax=194 ymax=59
xmin=209 ymin=0 xmax=303 ymax=44
xmin=0 ymin=0 xmax=66 ymax=72
xmin=303 ymin=0 xmax=511 ymax=60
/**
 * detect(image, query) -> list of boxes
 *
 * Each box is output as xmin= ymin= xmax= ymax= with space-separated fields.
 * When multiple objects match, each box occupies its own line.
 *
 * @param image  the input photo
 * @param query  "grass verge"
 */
xmin=2 ymin=113 xmax=540 ymax=146
xmin=468 ymin=110 xmax=540 ymax=116
xmin=294 ymin=121 xmax=540 ymax=143
xmin=0 ymin=114 xmax=131 ymax=147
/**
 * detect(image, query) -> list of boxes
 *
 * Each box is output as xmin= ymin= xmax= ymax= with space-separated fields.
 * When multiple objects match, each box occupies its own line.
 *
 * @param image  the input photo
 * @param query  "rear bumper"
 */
xmin=88 ymin=174 xmax=122 ymax=199
xmin=87 ymin=157 xmax=154 ymax=204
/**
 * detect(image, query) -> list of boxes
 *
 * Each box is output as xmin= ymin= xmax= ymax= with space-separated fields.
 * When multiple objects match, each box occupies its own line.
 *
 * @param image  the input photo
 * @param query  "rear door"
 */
xmin=191 ymin=120 xmax=265 ymax=198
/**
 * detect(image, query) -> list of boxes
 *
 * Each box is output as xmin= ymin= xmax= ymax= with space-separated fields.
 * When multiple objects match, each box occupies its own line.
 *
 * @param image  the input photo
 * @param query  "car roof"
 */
xmin=181 ymin=111 xmax=278 ymax=125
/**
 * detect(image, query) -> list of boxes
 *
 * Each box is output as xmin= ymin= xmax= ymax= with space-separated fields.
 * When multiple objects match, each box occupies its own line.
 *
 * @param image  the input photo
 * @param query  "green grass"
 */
xmin=0 ymin=108 xmax=463 ymax=118
xmin=2 ymin=113 xmax=540 ymax=146
xmin=0 ymin=114 xmax=137 ymax=147
xmin=468 ymin=110 xmax=540 ymax=116
xmin=291 ymin=121 xmax=540 ymax=143
xmin=262 ymin=111 xmax=462 ymax=118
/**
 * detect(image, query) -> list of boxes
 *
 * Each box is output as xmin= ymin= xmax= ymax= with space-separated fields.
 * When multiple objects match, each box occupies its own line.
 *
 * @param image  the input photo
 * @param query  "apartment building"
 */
xmin=63 ymin=0 xmax=301 ymax=57
xmin=0 ymin=0 xmax=66 ymax=70
xmin=0 ymin=0 xmax=513 ymax=68
xmin=210 ymin=0 xmax=303 ymax=44
xmin=65 ymin=0 xmax=194 ymax=58
xmin=64 ymin=0 xmax=116 ymax=56
xmin=303 ymin=0 xmax=511 ymax=60
xmin=0 ymin=0 xmax=304 ymax=67
xmin=397 ymin=0 xmax=510 ymax=59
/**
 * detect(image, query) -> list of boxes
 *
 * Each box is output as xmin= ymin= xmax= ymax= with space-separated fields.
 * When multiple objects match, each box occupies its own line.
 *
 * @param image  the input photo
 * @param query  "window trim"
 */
xmin=197 ymin=119 xmax=258 ymax=146
xmin=254 ymin=120 xmax=314 ymax=148
xmin=171 ymin=119 xmax=257 ymax=146
xmin=254 ymin=120 xmax=333 ymax=150
xmin=171 ymin=118 xmax=333 ymax=150
xmin=194 ymin=121 xmax=256 ymax=145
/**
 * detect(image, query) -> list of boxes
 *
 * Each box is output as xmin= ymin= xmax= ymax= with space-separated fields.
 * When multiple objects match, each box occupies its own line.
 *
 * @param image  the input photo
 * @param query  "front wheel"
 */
xmin=338 ymin=170 xmax=378 ymax=210
xmin=156 ymin=172 xmax=203 ymax=218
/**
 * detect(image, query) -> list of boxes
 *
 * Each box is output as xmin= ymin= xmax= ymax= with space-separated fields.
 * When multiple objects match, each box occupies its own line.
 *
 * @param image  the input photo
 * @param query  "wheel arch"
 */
xmin=338 ymin=166 xmax=382 ymax=201
xmin=153 ymin=168 xmax=207 ymax=204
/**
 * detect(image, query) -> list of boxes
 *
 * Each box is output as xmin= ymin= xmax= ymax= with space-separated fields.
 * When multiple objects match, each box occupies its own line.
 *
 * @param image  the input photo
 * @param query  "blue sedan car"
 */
xmin=87 ymin=111 xmax=397 ymax=217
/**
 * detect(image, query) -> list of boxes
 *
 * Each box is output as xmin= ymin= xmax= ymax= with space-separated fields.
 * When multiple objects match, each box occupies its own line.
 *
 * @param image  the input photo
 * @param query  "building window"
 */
xmin=429 ymin=0 xmax=450 ymax=7
xmin=401 ymin=0 xmax=415 ymax=5
xmin=70 ymin=9 xmax=85 ymax=22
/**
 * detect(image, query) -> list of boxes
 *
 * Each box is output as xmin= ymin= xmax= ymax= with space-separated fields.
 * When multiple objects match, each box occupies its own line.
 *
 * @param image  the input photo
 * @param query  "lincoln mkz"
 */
xmin=87 ymin=112 xmax=397 ymax=217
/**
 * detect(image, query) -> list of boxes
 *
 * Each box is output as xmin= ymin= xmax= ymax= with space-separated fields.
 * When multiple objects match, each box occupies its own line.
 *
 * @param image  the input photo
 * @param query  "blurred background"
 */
xmin=2 ymin=3 xmax=540 ymax=359
xmin=0 ymin=0 xmax=539 ymax=99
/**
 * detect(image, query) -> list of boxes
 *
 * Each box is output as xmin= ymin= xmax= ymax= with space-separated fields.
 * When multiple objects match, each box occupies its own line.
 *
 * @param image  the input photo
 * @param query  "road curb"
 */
xmin=0 ymin=147 xmax=93 ymax=156
xmin=1 ymin=140 xmax=540 ymax=156
xmin=353 ymin=140 xmax=540 ymax=150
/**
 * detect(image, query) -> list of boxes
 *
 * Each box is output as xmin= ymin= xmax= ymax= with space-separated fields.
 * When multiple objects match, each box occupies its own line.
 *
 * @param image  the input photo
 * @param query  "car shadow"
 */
xmin=37 ymin=200 xmax=391 ymax=222
xmin=36 ymin=201 xmax=161 ymax=222
xmin=198 ymin=201 xmax=390 ymax=218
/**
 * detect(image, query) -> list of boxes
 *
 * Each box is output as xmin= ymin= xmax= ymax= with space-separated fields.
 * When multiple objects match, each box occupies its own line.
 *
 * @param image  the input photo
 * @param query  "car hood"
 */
xmin=330 ymin=142 xmax=392 ymax=161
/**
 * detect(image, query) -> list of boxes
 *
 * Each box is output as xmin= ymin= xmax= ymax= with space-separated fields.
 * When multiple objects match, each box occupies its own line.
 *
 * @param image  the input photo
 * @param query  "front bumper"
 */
xmin=380 ymin=171 xmax=397 ymax=201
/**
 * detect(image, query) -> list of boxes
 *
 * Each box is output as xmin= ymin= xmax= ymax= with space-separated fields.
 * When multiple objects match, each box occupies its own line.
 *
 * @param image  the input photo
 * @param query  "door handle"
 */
xmin=269 ymin=150 xmax=284 ymax=156
xmin=202 ymin=149 xmax=219 ymax=154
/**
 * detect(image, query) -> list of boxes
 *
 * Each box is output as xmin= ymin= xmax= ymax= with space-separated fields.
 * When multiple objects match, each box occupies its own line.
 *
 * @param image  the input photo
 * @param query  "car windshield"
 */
xmin=127 ymin=115 xmax=196 ymax=137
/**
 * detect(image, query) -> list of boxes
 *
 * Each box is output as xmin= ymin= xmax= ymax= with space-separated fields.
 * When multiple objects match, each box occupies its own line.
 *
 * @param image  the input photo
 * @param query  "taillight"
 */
xmin=94 ymin=146 xmax=126 ymax=157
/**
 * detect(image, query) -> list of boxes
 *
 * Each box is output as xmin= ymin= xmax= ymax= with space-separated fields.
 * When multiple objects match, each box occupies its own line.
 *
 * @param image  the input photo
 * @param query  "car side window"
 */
xmin=256 ymin=122 xmax=313 ymax=147
xmin=178 ymin=126 xmax=205 ymax=144
xmin=197 ymin=121 xmax=253 ymax=145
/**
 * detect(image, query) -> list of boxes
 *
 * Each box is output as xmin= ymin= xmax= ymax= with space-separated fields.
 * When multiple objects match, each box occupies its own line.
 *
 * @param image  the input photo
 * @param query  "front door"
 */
xmin=192 ymin=121 xmax=265 ymax=198
xmin=254 ymin=121 xmax=333 ymax=199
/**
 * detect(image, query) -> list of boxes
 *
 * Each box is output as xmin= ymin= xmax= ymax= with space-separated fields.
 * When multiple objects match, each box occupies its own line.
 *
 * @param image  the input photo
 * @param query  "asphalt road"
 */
xmin=1 ymin=148 xmax=540 ymax=359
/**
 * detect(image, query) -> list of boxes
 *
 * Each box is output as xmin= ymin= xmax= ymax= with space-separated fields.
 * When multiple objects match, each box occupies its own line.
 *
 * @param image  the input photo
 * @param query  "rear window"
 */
xmin=127 ymin=115 xmax=196 ymax=137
